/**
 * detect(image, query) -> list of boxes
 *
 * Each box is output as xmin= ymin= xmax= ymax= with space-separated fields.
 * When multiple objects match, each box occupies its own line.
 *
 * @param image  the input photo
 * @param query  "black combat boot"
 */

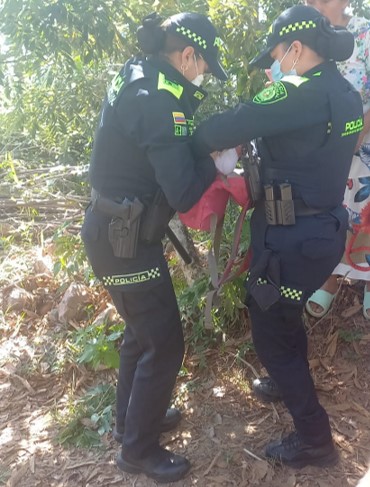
xmin=252 ymin=376 xmax=283 ymax=403
xmin=117 ymin=445 xmax=190 ymax=484
xmin=113 ymin=408 xmax=182 ymax=443
xmin=265 ymin=431 xmax=339 ymax=468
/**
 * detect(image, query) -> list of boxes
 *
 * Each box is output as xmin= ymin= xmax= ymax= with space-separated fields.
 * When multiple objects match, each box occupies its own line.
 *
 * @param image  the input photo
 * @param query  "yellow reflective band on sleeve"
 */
xmin=279 ymin=20 xmax=317 ymax=36
xmin=158 ymin=72 xmax=184 ymax=99
xmin=281 ymin=75 xmax=309 ymax=87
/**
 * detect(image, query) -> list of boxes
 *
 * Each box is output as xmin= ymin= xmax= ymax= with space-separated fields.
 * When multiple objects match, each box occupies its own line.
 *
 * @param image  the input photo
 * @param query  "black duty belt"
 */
xmin=90 ymin=188 xmax=192 ymax=264
xmin=293 ymin=199 xmax=329 ymax=216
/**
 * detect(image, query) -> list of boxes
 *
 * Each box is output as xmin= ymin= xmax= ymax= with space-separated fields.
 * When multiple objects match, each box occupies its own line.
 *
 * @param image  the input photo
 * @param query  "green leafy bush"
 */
xmin=72 ymin=321 xmax=124 ymax=370
xmin=56 ymin=384 xmax=115 ymax=448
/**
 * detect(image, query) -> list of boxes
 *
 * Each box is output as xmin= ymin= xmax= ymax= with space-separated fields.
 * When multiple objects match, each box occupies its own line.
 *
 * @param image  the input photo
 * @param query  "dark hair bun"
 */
xmin=315 ymin=17 xmax=354 ymax=62
xmin=137 ymin=12 xmax=165 ymax=54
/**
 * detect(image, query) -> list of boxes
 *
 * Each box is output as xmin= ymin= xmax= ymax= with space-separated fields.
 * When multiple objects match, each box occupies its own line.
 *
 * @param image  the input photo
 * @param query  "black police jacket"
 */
xmin=89 ymin=56 xmax=216 ymax=213
xmin=193 ymin=61 xmax=363 ymax=209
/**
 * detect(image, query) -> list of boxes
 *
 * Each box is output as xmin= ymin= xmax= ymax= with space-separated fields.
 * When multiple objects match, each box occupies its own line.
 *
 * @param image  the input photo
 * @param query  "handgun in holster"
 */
xmin=91 ymin=191 xmax=144 ymax=258
xmin=242 ymin=142 xmax=263 ymax=204
xmin=140 ymin=189 xmax=175 ymax=244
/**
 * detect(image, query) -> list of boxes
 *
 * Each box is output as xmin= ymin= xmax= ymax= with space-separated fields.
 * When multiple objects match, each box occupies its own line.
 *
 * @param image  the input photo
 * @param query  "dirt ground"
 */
xmin=1 ymin=259 xmax=370 ymax=487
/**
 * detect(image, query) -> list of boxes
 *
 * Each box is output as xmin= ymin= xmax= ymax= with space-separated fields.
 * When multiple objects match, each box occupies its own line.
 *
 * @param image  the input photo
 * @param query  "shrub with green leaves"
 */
xmin=71 ymin=321 xmax=124 ymax=370
xmin=56 ymin=384 xmax=116 ymax=448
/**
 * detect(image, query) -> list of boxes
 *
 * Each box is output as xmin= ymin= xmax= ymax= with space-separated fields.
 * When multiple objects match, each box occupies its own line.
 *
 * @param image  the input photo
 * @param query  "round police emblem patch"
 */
xmin=253 ymin=82 xmax=288 ymax=105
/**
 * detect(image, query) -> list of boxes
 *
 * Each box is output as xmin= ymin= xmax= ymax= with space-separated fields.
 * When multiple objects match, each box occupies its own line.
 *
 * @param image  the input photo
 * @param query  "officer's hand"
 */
xmin=213 ymin=148 xmax=239 ymax=176
xmin=210 ymin=151 xmax=221 ymax=161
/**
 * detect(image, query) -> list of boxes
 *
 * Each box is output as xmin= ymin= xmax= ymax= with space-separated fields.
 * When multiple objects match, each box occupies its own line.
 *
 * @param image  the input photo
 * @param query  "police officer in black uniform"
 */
xmin=192 ymin=5 xmax=362 ymax=468
xmin=81 ymin=12 xmax=227 ymax=484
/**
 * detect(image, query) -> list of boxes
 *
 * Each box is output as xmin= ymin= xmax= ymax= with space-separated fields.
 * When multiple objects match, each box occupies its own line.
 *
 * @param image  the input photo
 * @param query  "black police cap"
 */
xmin=166 ymin=12 xmax=228 ymax=81
xmin=251 ymin=5 xmax=354 ymax=69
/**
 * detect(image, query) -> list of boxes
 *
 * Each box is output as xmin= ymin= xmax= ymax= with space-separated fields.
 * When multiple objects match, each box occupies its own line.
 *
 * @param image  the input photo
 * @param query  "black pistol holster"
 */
xmin=242 ymin=142 xmax=263 ymax=204
xmin=91 ymin=188 xmax=191 ymax=262
xmin=91 ymin=189 xmax=144 ymax=258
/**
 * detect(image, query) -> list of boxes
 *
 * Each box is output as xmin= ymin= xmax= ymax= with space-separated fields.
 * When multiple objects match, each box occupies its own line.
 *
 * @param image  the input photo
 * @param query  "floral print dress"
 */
xmin=334 ymin=16 xmax=370 ymax=279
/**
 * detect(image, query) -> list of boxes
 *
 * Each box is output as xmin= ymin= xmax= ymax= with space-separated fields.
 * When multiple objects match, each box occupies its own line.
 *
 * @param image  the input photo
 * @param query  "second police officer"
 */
xmin=81 ymin=12 xmax=227 ymax=484
xmin=193 ymin=5 xmax=363 ymax=468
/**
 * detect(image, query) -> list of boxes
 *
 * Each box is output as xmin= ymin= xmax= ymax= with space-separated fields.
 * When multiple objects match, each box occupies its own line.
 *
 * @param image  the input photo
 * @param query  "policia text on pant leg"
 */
xmin=192 ymin=5 xmax=363 ymax=469
xmin=81 ymin=12 xmax=227 ymax=484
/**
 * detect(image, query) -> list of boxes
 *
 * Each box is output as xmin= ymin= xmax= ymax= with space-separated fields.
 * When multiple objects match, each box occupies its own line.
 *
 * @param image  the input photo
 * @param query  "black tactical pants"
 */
xmin=246 ymin=204 xmax=348 ymax=446
xmin=249 ymin=298 xmax=332 ymax=445
xmin=109 ymin=276 xmax=184 ymax=458
xmin=82 ymin=207 xmax=184 ymax=458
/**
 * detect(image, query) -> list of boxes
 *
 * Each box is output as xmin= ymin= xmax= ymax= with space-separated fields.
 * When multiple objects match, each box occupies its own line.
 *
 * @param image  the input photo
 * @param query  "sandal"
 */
xmin=363 ymin=287 xmax=370 ymax=320
xmin=305 ymin=289 xmax=336 ymax=318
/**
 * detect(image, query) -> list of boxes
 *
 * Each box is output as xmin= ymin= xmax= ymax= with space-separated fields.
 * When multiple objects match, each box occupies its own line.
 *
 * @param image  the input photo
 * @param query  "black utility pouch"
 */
xmin=276 ymin=183 xmax=295 ymax=225
xmin=140 ymin=190 xmax=174 ymax=244
xmin=107 ymin=198 xmax=143 ymax=258
xmin=264 ymin=184 xmax=277 ymax=225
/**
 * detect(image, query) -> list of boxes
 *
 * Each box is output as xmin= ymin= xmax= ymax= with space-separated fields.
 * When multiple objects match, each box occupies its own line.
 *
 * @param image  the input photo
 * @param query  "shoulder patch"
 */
xmin=107 ymin=72 xmax=126 ymax=106
xmin=158 ymin=72 xmax=183 ymax=99
xmin=253 ymin=82 xmax=288 ymax=105
xmin=281 ymin=75 xmax=309 ymax=87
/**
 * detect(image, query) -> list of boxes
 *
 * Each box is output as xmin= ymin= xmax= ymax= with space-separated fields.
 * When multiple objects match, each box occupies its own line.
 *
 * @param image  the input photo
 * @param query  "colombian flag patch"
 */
xmin=172 ymin=112 xmax=186 ymax=124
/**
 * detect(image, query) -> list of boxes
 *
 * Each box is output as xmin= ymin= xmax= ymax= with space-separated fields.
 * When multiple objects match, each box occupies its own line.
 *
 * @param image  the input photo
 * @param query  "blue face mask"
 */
xmin=270 ymin=44 xmax=298 ymax=82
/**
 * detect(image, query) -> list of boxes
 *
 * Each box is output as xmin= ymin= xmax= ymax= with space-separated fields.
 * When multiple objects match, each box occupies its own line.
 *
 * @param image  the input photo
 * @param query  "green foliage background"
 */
xmin=0 ymin=0 xmax=270 ymax=168
xmin=1 ymin=0 xmax=369 ymax=168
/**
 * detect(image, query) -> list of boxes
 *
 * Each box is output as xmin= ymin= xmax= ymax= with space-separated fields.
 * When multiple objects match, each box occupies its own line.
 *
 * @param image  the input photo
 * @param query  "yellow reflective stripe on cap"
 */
xmin=157 ymin=72 xmax=183 ymax=99
xmin=176 ymin=26 xmax=207 ymax=49
xmin=282 ymin=75 xmax=309 ymax=87
xmin=279 ymin=20 xmax=317 ymax=36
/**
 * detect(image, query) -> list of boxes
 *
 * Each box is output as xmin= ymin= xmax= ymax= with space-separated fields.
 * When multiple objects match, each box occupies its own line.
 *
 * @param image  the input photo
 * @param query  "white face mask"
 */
xmin=191 ymin=55 xmax=204 ymax=86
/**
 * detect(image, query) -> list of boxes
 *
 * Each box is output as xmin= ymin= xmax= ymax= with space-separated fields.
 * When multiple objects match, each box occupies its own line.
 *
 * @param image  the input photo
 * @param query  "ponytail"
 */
xmin=314 ymin=17 xmax=354 ymax=62
xmin=137 ymin=13 xmax=166 ymax=55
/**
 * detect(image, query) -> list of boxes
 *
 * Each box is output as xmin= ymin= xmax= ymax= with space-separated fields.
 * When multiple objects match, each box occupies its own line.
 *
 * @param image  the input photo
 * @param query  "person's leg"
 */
xmin=113 ymin=279 xmax=184 ymax=459
xmin=249 ymin=297 xmax=332 ymax=446
xmin=112 ymin=317 xmax=182 ymax=439
xmin=115 ymin=321 xmax=141 ymax=433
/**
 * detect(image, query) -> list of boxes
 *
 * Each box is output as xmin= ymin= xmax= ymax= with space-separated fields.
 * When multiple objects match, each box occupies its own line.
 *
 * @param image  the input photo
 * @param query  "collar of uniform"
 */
xmin=302 ymin=60 xmax=336 ymax=79
xmin=148 ymin=57 xmax=207 ymax=109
